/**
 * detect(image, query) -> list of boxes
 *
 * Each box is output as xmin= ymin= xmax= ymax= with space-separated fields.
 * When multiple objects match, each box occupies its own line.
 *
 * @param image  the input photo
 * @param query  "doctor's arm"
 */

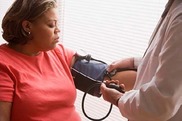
xmin=118 ymin=15 xmax=182 ymax=120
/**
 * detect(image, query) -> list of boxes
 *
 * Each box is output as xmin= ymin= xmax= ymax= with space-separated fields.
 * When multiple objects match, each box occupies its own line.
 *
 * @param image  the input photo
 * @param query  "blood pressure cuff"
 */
xmin=71 ymin=59 xmax=108 ymax=97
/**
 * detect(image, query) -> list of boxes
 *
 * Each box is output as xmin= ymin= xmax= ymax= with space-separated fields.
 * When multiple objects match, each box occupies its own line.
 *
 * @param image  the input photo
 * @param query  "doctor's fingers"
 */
xmin=100 ymin=83 xmax=123 ymax=105
xmin=107 ymin=60 xmax=123 ymax=72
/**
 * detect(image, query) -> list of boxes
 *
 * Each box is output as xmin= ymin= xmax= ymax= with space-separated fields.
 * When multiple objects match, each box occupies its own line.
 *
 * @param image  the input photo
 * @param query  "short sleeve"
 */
xmin=0 ymin=63 xmax=14 ymax=102
xmin=55 ymin=44 xmax=76 ymax=67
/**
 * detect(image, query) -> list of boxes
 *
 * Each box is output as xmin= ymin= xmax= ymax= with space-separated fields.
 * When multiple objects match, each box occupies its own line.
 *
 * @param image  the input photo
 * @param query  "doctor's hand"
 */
xmin=107 ymin=57 xmax=134 ymax=72
xmin=100 ymin=81 xmax=125 ymax=106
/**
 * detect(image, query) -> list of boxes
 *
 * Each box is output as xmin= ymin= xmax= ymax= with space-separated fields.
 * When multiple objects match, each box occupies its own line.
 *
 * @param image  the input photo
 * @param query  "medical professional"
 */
xmin=101 ymin=0 xmax=182 ymax=120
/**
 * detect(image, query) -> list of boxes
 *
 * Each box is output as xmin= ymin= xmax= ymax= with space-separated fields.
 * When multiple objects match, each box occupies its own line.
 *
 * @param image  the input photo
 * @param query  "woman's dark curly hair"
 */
xmin=2 ymin=0 xmax=57 ymax=45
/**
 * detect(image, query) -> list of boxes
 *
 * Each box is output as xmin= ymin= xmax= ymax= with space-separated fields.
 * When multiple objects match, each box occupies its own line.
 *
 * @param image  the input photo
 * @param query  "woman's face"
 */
xmin=29 ymin=8 xmax=60 ymax=51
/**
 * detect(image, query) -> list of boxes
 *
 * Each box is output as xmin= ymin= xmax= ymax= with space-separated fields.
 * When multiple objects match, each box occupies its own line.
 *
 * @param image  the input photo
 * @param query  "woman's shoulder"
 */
xmin=0 ymin=44 xmax=13 ymax=67
xmin=52 ymin=43 xmax=75 ymax=57
xmin=0 ymin=43 xmax=10 ymax=60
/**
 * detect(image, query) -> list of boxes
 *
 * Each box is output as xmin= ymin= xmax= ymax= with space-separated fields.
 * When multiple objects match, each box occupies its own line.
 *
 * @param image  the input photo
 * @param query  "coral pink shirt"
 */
xmin=0 ymin=44 xmax=81 ymax=121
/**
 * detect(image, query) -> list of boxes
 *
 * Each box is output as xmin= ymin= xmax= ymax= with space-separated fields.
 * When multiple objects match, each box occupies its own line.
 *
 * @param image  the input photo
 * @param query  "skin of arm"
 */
xmin=70 ymin=55 xmax=76 ymax=68
xmin=107 ymin=57 xmax=135 ymax=72
xmin=104 ymin=70 xmax=137 ymax=91
xmin=0 ymin=101 xmax=12 ymax=121
xmin=101 ymin=57 xmax=137 ymax=106
xmin=105 ymin=57 xmax=137 ymax=91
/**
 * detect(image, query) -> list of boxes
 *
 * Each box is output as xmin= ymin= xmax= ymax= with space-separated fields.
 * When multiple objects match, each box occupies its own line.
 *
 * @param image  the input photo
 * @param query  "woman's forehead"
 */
xmin=36 ymin=8 xmax=59 ymax=22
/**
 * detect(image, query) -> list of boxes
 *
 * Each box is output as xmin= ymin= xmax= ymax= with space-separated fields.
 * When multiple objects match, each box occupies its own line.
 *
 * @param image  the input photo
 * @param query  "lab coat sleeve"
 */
xmin=118 ymin=9 xmax=182 ymax=121
xmin=133 ymin=57 xmax=142 ymax=69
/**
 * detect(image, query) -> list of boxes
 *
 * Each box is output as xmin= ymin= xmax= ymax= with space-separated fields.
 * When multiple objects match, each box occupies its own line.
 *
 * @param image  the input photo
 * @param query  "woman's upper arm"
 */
xmin=0 ymin=101 xmax=12 ymax=121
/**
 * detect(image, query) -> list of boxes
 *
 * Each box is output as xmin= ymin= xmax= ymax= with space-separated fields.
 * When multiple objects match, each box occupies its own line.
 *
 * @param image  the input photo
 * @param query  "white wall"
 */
xmin=0 ymin=0 xmax=12 ymax=44
xmin=63 ymin=0 xmax=167 ymax=63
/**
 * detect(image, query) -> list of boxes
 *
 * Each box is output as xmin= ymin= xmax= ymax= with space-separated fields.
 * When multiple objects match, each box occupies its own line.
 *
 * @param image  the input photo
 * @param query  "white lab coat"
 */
xmin=118 ymin=0 xmax=182 ymax=121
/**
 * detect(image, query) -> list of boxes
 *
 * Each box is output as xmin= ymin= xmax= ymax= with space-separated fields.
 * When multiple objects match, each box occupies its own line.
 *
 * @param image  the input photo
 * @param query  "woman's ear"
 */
xmin=22 ymin=20 xmax=32 ymax=33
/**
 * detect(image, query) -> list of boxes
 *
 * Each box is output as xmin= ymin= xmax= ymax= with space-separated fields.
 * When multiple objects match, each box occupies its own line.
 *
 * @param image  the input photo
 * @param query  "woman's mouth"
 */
xmin=54 ymin=37 xmax=60 ymax=42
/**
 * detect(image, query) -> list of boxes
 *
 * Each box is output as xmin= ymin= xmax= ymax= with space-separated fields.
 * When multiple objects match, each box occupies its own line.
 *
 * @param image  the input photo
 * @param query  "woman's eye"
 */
xmin=48 ymin=24 xmax=55 ymax=28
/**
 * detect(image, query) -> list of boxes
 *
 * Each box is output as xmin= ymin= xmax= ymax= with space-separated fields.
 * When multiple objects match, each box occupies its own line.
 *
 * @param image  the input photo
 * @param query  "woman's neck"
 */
xmin=8 ymin=43 xmax=40 ymax=56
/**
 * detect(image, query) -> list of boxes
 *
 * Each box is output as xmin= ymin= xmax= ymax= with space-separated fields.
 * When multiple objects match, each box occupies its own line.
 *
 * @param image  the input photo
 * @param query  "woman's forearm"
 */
xmin=0 ymin=101 xmax=12 ymax=121
xmin=104 ymin=70 xmax=137 ymax=91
